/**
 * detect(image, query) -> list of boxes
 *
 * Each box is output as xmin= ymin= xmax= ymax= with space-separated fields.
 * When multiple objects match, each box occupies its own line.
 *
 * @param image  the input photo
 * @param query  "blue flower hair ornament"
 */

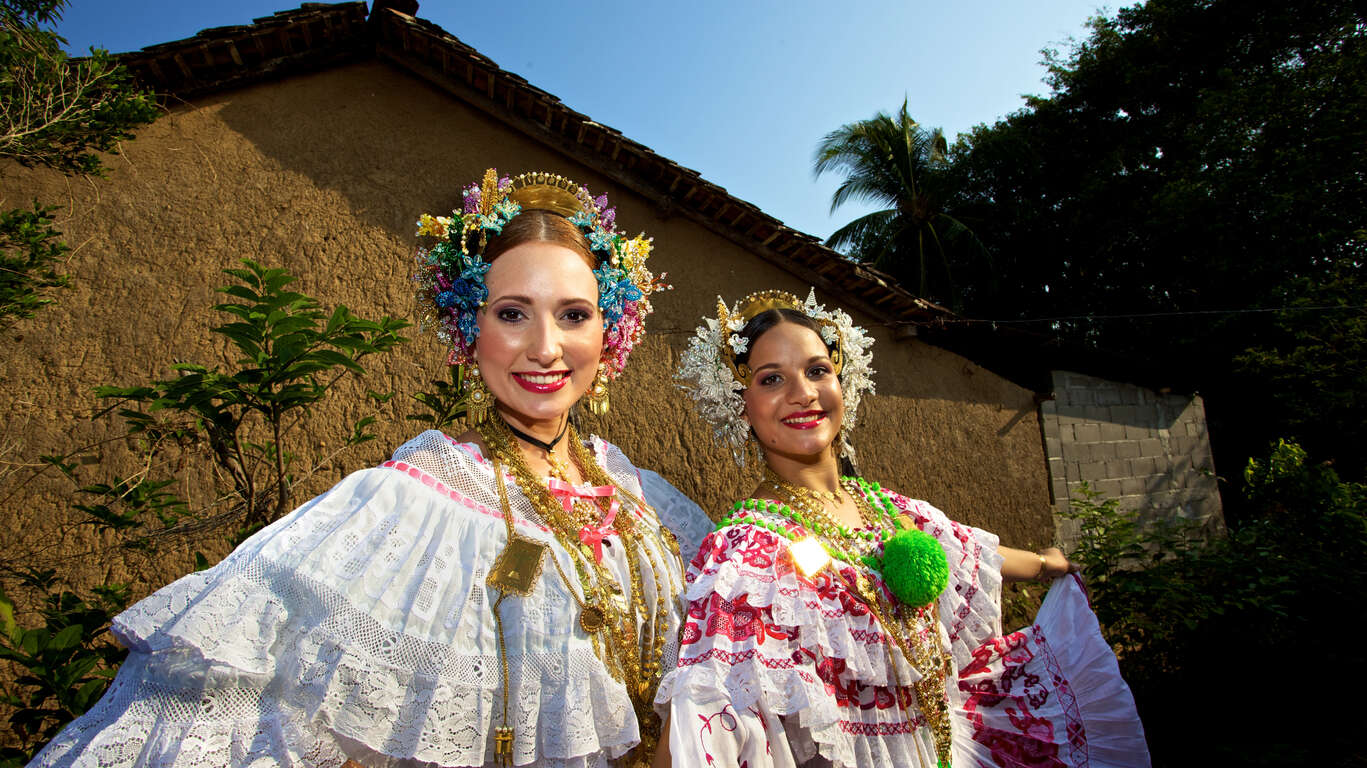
xmin=413 ymin=169 xmax=667 ymax=378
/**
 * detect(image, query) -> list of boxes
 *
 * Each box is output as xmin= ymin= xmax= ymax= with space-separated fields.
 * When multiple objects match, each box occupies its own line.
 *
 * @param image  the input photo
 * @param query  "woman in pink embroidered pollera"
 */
xmin=658 ymin=289 xmax=1150 ymax=768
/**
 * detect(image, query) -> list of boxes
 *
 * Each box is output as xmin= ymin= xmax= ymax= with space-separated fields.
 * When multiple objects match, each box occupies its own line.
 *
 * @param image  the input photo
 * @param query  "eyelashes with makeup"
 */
xmin=493 ymin=306 xmax=596 ymax=324
xmin=756 ymin=365 xmax=833 ymax=387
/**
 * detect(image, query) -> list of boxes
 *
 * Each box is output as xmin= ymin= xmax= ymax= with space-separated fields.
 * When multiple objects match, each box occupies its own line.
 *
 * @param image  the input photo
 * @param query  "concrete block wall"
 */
xmin=1040 ymin=370 xmax=1224 ymax=549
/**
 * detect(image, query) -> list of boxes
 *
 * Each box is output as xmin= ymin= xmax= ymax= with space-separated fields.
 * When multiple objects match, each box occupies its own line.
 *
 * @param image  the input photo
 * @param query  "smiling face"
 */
xmin=741 ymin=320 xmax=845 ymax=463
xmin=474 ymin=240 xmax=604 ymax=433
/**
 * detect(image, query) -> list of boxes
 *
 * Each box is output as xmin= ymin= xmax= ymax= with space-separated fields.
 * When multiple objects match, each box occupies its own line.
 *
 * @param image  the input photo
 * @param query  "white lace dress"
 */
xmin=655 ymin=491 xmax=1150 ymax=768
xmin=29 ymin=431 xmax=708 ymax=768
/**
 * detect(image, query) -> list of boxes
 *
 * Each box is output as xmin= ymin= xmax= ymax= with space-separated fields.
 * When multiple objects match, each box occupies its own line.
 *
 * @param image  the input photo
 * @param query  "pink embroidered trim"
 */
xmin=1036 ymin=630 xmax=1089 ymax=764
xmin=837 ymin=718 xmax=925 ymax=735
xmin=379 ymin=460 xmax=552 ymax=534
xmin=437 ymin=434 xmax=650 ymax=523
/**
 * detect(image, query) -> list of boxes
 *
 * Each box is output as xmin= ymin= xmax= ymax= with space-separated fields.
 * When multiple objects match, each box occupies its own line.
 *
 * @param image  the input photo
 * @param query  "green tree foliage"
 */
xmin=815 ymin=100 xmax=985 ymax=305
xmin=1 ymin=0 xmax=159 ymax=174
xmin=0 ymin=0 xmax=158 ymax=330
xmin=945 ymin=0 xmax=1367 ymax=482
xmin=1234 ymin=266 xmax=1367 ymax=463
xmin=1065 ymin=440 xmax=1366 ymax=765
xmin=96 ymin=260 xmax=409 ymax=536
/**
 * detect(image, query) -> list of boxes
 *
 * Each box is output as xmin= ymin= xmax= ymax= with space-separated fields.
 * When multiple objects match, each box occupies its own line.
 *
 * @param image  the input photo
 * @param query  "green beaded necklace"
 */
xmin=717 ymin=476 xmax=902 ymax=558
xmin=716 ymin=476 xmax=950 ymax=609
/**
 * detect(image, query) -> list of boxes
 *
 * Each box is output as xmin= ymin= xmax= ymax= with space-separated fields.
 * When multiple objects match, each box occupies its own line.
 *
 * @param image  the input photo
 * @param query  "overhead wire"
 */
xmin=918 ymin=303 xmax=1367 ymax=327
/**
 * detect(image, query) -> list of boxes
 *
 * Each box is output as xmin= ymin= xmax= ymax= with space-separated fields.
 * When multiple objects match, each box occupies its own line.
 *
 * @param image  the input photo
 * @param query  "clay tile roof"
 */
xmin=114 ymin=1 xmax=955 ymax=334
xmin=118 ymin=3 xmax=371 ymax=97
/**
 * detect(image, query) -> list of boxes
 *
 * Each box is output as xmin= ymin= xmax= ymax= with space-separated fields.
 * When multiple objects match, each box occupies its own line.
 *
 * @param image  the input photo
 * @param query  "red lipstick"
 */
xmin=781 ymin=410 xmax=828 ymax=429
xmin=513 ymin=370 xmax=571 ymax=393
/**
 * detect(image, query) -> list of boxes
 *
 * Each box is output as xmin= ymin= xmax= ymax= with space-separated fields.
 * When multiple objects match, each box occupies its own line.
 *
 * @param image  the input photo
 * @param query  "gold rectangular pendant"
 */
xmin=790 ymin=537 xmax=832 ymax=577
xmin=486 ymin=535 xmax=547 ymax=596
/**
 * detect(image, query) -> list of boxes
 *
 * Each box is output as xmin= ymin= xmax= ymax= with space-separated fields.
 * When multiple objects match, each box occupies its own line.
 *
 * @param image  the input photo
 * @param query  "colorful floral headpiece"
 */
xmin=676 ymin=288 xmax=876 ymax=464
xmin=413 ymin=169 xmax=667 ymax=378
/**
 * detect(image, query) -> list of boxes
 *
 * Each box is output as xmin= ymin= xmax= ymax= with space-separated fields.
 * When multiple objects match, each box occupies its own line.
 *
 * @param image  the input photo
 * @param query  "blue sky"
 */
xmin=56 ymin=0 xmax=1111 ymax=240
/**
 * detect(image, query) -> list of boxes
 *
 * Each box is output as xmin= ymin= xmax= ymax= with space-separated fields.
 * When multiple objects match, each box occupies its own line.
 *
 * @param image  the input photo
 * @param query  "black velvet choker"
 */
xmin=501 ymin=417 xmax=570 ymax=454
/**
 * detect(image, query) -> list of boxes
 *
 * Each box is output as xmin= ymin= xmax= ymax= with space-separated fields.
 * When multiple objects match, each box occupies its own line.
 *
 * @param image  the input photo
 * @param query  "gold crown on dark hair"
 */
xmin=718 ymin=290 xmax=844 ymax=386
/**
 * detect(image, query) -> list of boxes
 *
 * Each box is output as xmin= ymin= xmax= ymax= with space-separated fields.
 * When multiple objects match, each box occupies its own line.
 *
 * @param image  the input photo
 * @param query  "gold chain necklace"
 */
xmin=759 ymin=467 xmax=955 ymax=767
xmin=478 ymin=418 xmax=674 ymax=766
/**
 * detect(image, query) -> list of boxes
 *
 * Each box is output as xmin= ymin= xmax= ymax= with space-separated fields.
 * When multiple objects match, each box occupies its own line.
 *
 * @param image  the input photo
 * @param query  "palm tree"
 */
xmin=814 ymin=100 xmax=984 ymax=303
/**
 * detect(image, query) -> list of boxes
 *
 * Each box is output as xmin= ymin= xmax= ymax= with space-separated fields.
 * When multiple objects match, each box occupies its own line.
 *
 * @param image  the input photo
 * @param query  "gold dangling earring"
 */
xmin=464 ymin=363 xmax=494 ymax=424
xmin=585 ymin=362 xmax=610 ymax=416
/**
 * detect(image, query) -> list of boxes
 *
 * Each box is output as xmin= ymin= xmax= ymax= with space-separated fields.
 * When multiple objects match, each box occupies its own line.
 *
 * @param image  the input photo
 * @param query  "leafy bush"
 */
xmin=1 ymin=260 xmax=409 ymax=759
xmin=0 ymin=572 xmax=128 ymax=767
xmin=1065 ymin=440 xmax=1367 ymax=766
xmin=0 ymin=204 xmax=69 ymax=331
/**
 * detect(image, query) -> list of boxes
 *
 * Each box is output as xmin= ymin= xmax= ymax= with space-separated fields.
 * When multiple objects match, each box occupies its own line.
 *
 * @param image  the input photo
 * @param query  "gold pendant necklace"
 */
xmin=477 ymin=417 xmax=676 ymax=724
xmin=762 ymin=466 xmax=843 ymax=530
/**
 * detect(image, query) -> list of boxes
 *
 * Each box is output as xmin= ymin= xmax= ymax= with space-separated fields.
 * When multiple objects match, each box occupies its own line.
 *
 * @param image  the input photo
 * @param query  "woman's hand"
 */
xmin=1037 ymin=546 xmax=1079 ymax=579
xmin=1000 ymin=545 xmax=1079 ymax=582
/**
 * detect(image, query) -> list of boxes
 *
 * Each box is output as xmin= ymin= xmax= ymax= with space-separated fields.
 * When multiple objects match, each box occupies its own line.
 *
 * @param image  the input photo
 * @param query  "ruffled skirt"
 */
xmin=951 ymin=576 xmax=1149 ymax=768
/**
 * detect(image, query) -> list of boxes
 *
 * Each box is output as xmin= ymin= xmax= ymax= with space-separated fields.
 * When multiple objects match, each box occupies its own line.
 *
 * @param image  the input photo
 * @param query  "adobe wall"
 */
xmin=0 ymin=60 xmax=1054 ymax=602
xmin=1041 ymin=370 xmax=1224 ymax=548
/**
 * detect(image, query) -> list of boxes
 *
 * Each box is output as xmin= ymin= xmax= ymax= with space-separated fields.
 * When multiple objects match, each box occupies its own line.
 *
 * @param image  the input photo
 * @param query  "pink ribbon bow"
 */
xmin=546 ymin=478 xmax=620 ymax=563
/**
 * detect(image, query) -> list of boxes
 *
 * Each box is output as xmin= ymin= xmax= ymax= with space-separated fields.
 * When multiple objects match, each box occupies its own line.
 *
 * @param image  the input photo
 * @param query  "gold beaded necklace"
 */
xmin=760 ymin=467 xmax=956 ymax=767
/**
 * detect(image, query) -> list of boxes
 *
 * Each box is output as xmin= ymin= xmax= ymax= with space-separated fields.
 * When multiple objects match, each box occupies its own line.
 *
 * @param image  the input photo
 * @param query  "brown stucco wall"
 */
xmin=0 ymin=60 xmax=1053 ymax=605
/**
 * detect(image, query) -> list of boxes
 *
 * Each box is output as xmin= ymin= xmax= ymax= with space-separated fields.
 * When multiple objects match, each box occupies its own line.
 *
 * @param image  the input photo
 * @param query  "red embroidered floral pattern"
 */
xmin=959 ymin=630 xmax=1075 ymax=768
xmin=698 ymin=593 xmax=796 ymax=646
xmin=679 ymin=521 xmax=926 ymax=739
xmin=670 ymin=497 xmax=1095 ymax=767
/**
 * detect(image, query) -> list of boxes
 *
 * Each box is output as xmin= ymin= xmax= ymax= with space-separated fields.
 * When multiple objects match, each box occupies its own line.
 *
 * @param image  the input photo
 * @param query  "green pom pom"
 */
xmin=879 ymin=528 xmax=949 ymax=607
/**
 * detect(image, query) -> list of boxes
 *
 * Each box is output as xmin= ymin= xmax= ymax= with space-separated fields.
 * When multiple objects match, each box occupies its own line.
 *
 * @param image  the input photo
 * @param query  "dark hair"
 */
xmin=480 ymin=209 xmax=596 ymax=267
xmin=736 ymin=307 xmax=857 ymax=475
xmin=734 ymin=308 xmax=837 ymax=369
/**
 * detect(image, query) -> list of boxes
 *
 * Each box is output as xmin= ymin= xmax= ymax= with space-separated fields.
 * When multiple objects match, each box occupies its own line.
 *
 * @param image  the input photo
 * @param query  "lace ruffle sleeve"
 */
xmin=886 ymin=493 xmax=1005 ymax=665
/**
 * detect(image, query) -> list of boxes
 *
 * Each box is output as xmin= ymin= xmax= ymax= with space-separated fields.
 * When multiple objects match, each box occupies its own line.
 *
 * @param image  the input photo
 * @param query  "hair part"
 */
xmin=481 ymin=209 xmax=596 ymax=267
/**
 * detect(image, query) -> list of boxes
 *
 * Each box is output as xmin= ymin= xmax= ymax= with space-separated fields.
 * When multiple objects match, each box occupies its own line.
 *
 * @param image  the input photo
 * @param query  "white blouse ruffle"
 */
xmin=657 ymin=491 xmax=1148 ymax=768
xmin=29 ymin=430 xmax=694 ymax=768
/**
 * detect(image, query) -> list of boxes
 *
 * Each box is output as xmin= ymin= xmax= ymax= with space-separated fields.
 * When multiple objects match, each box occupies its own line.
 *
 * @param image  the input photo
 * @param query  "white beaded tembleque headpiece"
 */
xmin=676 ymin=288 xmax=875 ymax=464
